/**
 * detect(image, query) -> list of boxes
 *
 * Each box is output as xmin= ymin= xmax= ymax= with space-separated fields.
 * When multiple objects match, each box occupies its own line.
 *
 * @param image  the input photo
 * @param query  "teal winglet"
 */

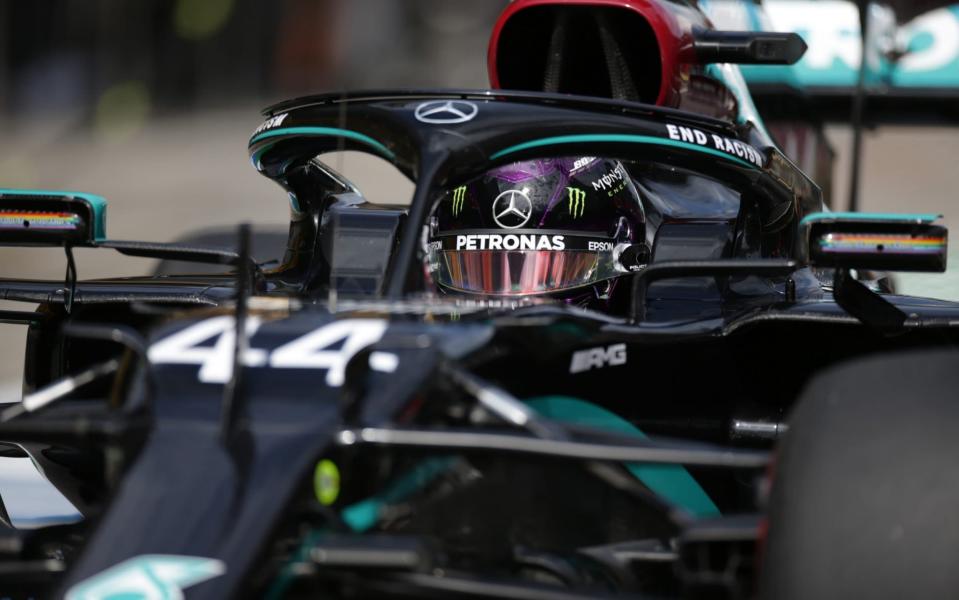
xmin=526 ymin=396 xmax=720 ymax=518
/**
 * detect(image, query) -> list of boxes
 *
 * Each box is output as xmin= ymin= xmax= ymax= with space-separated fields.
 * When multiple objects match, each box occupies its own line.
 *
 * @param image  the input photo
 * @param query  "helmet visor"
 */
xmin=428 ymin=233 xmax=622 ymax=296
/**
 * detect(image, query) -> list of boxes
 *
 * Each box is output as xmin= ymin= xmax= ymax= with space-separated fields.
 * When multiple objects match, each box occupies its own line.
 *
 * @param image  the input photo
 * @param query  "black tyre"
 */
xmin=760 ymin=349 xmax=959 ymax=599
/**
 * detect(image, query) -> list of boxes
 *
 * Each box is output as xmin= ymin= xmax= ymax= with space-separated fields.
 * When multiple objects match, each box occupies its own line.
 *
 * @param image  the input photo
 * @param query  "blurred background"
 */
xmin=0 ymin=0 xmax=956 ymax=393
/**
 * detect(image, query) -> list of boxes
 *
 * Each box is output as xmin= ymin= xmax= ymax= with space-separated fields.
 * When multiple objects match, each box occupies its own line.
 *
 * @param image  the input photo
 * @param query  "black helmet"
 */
xmin=425 ymin=157 xmax=648 ymax=301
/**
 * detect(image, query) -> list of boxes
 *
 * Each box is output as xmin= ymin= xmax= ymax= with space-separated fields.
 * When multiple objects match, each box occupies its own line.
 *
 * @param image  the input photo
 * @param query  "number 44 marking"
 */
xmin=147 ymin=317 xmax=399 ymax=387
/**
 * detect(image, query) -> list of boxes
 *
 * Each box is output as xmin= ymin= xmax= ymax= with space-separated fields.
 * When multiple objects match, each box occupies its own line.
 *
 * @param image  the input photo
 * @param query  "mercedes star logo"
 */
xmin=414 ymin=100 xmax=479 ymax=124
xmin=491 ymin=189 xmax=533 ymax=229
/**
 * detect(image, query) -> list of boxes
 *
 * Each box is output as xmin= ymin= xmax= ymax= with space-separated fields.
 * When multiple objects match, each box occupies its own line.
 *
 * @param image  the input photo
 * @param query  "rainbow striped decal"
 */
xmin=818 ymin=233 xmax=947 ymax=255
xmin=0 ymin=210 xmax=82 ymax=231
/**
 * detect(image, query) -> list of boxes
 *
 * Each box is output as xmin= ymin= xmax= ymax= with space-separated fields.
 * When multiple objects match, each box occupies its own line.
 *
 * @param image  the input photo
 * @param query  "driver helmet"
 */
xmin=424 ymin=157 xmax=648 ymax=303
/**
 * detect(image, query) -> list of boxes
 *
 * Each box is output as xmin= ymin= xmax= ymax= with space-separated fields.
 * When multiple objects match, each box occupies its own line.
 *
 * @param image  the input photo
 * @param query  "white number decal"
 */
xmin=147 ymin=316 xmax=267 ymax=384
xmin=269 ymin=319 xmax=390 ymax=386
xmin=147 ymin=318 xmax=397 ymax=386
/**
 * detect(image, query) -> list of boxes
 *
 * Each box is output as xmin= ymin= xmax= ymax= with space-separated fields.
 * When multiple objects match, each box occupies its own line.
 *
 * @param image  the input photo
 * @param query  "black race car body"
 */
xmin=0 ymin=89 xmax=955 ymax=599
xmin=1 ymin=0 xmax=958 ymax=595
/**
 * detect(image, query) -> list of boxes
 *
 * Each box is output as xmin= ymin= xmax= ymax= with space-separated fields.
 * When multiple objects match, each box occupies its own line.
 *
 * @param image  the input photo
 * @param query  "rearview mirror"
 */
xmin=0 ymin=189 xmax=106 ymax=247
xmin=801 ymin=212 xmax=947 ymax=273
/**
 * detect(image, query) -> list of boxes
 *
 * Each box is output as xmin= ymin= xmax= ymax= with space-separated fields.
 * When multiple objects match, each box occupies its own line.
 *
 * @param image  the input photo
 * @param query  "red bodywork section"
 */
xmin=488 ymin=0 xmax=709 ymax=109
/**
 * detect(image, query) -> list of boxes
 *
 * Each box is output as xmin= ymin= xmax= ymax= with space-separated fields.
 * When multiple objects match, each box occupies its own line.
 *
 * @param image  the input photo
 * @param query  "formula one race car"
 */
xmin=2 ymin=1 xmax=959 ymax=599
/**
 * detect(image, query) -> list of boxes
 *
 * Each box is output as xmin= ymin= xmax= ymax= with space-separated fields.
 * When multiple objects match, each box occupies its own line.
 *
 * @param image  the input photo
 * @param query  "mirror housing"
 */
xmin=801 ymin=212 xmax=947 ymax=273
xmin=0 ymin=189 xmax=106 ymax=247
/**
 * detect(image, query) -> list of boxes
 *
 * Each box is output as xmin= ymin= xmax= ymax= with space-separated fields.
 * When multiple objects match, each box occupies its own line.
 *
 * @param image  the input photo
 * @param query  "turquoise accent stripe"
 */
xmin=526 ymin=396 xmax=720 ymax=518
xmin=341 ymin=457 xmax=454 ymax=532
xmin=490 ymin=134 xmax=758 ymax=170
xmin=0 ymin=188 xmax=108 ymax=241
xmin=801 ymin=211 xmax=941 ymax=226
xmin=338 ymin=397 xmax=721 ymax=531
xmin=744 ymin=1 xmax=763 ymax=31
xmin=249 ymin=126 xmax=396 ymax=162
xmin=264 ymin=529 xmax=325 ymax=600
xmin=250 ymin=141 xmax=278 ymax=166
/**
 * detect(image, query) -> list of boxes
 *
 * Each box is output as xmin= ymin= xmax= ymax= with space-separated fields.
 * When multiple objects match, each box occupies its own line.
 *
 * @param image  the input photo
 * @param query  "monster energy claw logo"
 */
xmin=567 ymin=187 xmax=586 ymax=218
xmin=452 ymin=186 xmax=466 ymax=216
